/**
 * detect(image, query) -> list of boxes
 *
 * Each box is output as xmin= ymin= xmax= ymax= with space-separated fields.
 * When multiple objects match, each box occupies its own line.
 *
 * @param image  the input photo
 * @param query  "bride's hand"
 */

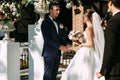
xmin=73 ymin=40 xmax=81 ymax=44
xmin=96 ymin=72 xmax=103 ymax=79
xmin=66 ymin=45 xmax=73 ymax=51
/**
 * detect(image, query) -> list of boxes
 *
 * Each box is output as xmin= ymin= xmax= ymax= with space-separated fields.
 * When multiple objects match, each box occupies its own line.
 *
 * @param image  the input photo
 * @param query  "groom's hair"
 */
xmin=49 ymin=1 xmax=60 ymax=10
xmin=109 ymin=0 xmax=120 ymax=8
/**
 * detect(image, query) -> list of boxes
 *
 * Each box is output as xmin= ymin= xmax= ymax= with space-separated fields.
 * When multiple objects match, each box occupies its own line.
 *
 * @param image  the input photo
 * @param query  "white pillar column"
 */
xmin=0 ymin=41 xmax=20 ymax=80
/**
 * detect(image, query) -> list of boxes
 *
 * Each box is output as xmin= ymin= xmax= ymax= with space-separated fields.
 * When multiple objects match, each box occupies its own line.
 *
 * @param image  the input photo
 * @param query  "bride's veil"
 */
xmin=92 ymin=12 xmax=105 ymax=71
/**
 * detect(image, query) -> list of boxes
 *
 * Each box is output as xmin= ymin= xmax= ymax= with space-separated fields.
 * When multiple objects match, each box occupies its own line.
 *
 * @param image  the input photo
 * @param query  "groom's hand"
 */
xmin=59 ymin=45 xmax=68 ymax=52
xmin=96 ymin=72 xmax=103 ymax=79
xmin=66 ymin=45 xmax=73 ymax=51
xmin=101 ymin=20 xmax=107 ymax=30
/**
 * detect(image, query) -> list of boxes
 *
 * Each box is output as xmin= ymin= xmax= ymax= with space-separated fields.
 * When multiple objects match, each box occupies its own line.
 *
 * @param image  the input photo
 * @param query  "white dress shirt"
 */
xmin=49 ymin=16 xmax=59 ymax=34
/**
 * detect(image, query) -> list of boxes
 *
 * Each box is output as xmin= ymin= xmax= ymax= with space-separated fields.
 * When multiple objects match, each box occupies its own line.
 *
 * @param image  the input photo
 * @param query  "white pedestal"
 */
xmin=28 ymin=24 xmax=44 ymax=80
xmin=0 ymin=41 xmax=20 ymax=80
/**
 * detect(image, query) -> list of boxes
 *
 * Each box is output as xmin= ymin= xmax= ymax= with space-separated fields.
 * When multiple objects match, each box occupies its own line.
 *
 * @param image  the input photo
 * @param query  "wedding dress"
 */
xmin=29 ymin=24 xmax=44 ymax=80
xmin=61 ymin=12 xmax=105 ymax=80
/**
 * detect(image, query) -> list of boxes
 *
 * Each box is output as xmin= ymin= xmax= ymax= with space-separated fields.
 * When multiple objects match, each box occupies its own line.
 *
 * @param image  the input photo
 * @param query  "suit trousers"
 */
xmin=106 ymin=76 xmax=120 ymax=80
xmin=43 ymin=57 xmax=60 ymax=80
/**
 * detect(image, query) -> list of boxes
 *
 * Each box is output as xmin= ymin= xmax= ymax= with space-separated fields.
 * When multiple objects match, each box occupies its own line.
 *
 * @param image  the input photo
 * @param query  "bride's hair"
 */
xmin=83 ymin=9 xmax=94 ymax=30
xmin=84 ymin=9 xmax=94 ymax=20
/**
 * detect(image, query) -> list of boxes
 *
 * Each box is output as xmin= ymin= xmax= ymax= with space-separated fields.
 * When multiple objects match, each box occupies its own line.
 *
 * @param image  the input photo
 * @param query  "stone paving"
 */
xmin=20 ymin=67 xmax=65 ymax=80
xmin=57 ymin=67 xmax=66 ymax=80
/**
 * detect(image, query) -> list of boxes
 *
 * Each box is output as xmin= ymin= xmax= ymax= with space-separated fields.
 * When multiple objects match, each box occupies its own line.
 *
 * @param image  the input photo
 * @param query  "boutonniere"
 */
xmin=59 ymin=23 xmax=64 ymax=29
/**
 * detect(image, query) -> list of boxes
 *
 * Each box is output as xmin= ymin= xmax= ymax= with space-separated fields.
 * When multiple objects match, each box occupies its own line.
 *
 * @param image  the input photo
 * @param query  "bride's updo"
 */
xmin=84 ymin=9 xmax=94 ymax=20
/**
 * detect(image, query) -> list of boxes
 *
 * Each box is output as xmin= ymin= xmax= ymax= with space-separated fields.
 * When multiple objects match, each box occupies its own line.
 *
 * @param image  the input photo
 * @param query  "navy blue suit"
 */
xmin=0 ymin=31 xmax=4 ymax=40
xmin=41 ymin=16 xmax=66 ymax=80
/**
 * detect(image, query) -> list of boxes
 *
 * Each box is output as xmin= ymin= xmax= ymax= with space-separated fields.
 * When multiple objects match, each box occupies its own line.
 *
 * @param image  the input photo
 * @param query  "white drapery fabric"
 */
xmin=92 ymin=12 xmax=105 ymax=73
xmin=29 ymin=24 xmax=44 ymax=80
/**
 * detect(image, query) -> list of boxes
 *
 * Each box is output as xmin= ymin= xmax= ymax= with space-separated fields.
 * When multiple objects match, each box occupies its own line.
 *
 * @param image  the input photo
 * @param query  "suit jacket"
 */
xmin=41 ymin=16 xmax=66 ymax=58
xmin=100 ymin=12 xmax=120 ymax=78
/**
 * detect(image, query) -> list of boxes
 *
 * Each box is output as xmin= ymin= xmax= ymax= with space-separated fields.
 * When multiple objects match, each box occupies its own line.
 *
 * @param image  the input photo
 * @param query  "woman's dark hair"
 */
xmin=109 ymin=0 xmax=120 ymax=8
xmin=83 ymin=9 xmax=94 ymax=31
xmin=49 ymin=1 xmax=60 ymax=10
xmin=84 ymin=9 xmax=94 ymax=20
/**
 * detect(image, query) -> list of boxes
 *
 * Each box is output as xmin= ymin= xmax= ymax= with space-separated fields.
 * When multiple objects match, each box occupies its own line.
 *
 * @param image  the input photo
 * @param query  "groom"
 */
xmin=96 ymin=0 xmax=120 ymax=80
xmin=41 ymin=1 xmax=69 ymax=80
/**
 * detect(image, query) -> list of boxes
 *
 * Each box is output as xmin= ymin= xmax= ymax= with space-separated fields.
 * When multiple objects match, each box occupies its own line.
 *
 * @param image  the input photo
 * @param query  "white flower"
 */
xmin=0 ymin=1 xmax=21 ymax=20
xmin=66 ymin=1 xmax=73 ymax=9
xmin=59 ymin=23 xmax=64 ymax=29
xmin=34 ymin=0 xmax=50 ymax=13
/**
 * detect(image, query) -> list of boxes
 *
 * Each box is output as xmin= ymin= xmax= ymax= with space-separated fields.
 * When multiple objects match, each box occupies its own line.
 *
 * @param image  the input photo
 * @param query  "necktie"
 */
xmin=53 ymin=18 xmax=57 ymax=22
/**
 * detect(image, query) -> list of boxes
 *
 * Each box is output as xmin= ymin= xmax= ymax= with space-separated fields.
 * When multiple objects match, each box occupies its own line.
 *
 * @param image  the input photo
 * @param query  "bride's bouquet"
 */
xmin=68 ymin=30 xmax=83 ymax=44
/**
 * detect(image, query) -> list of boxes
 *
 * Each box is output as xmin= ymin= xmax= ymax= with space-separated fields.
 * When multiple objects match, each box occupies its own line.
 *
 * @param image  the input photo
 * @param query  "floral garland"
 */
xmin=0 ymin=1 xmax=21 ymax=21
xmin=34 ymin=0 xmax=50 ymax=14
xmin=65 ymin=0 xmax=100 ymax=9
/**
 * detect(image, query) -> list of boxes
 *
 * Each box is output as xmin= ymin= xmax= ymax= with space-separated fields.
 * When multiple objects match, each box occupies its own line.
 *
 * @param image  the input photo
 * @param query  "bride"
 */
xmin=61 ymin=9 xmax=105 ymax=80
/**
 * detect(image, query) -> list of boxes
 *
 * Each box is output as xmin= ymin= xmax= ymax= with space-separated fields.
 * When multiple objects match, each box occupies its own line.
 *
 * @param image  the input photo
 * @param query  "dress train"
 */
xmin=29 ymin=24 xmax=44 ymax=80
xmin=61 ymin=32 xmax=105 ymax=80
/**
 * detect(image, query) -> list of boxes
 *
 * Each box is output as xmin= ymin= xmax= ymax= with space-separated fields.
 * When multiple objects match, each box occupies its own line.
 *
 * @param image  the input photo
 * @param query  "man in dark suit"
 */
xmin=41 ymin=2 xmax=68 ymax=80
xmin=96 ymin=0 xmax=120 ymax=80
xmin=0 ymin=31 xmax=4 ymax=40
xmin=0 ymin=11 xmax=4 ymax=40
